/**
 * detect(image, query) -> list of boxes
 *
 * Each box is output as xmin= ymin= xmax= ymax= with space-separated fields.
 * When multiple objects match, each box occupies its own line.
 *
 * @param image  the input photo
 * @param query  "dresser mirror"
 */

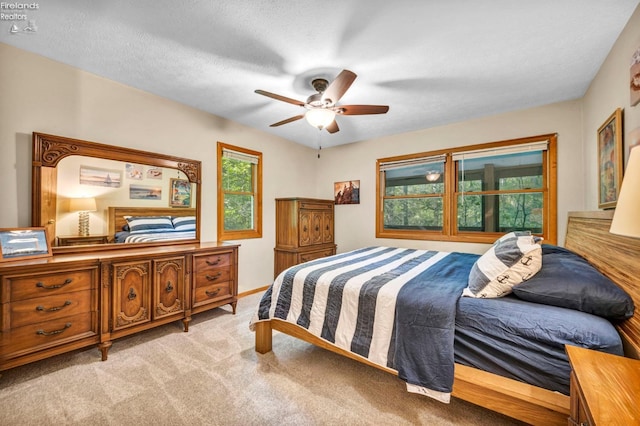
xmin=32 ymin=132 xmax=201 ymax=253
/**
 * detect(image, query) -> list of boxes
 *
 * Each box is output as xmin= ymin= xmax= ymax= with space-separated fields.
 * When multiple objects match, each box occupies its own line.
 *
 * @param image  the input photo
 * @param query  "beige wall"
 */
xmin=2 ymin=2 xmax=638 ymax=292
xmin=0 ymin=42 xmax=319 ymax=293
xmin=582 ymin=4 xmax=640 ymax=209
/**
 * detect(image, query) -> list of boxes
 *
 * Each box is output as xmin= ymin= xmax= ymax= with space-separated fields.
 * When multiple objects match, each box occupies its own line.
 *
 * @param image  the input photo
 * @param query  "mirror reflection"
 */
xmin=54 ymin=156 xmax=196 ymax=246
xmin=32 ymin=132 xmax=201 ymax=253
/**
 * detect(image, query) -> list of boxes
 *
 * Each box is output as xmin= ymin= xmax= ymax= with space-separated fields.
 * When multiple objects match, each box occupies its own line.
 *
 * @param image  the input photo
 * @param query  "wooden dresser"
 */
xmin=274 ymin=198 xmax=336 ymax=278
xmin=566 ymin=344 xmax=640 ymax=425
xmin=0 ymin=242 xmax=238 ymax=371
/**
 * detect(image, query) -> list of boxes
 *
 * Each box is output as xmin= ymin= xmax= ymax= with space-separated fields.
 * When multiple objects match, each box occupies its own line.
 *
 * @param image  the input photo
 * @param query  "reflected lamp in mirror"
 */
xmin=426 ymin=171 xmax=441 ymax=182
xmin=69 ymin=197 xmax=97 ymax=237
xmin=610 ymin=146 xmax=640 ymax=238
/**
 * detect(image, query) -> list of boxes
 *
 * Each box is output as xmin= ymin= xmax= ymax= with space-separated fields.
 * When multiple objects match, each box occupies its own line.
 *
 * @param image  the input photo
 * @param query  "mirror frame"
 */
xmin=32 ymin=132 xmax=202 ymax=254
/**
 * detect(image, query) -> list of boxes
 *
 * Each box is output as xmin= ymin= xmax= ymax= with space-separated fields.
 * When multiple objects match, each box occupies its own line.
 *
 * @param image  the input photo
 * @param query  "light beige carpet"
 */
xmin=0 ymin=292 xmax=525 ymax=425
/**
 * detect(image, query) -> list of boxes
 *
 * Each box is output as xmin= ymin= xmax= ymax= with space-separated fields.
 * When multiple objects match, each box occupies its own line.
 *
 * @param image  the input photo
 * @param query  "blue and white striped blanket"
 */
xmin=250 ymin=246 xmax=479 ymax=402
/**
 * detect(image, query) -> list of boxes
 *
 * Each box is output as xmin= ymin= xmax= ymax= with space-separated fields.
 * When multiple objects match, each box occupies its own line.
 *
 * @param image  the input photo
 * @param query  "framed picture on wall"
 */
xmin=334 ymin=180 xmax=360 ymax=205
xmin=169 ymin=178 xmax=192 ymax=207
xmin=597 ymin=108 xmax=623 ymax=209
xmin=631 ymin=45 xmax=640 ymax=107
xmin=0 ymin=228 xmax=52 ymax=262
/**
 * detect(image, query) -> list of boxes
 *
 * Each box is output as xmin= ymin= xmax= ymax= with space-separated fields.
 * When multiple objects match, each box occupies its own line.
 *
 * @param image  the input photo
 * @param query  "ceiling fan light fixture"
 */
xmin=426 ymin=171 xmax=441 ymax=182
xmin=305 ymin=108 xmax=336 ymax=129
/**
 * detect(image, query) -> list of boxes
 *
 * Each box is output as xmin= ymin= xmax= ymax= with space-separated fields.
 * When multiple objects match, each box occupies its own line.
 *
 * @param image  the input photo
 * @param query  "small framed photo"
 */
xmin=334 ymin=180 xmax=360 ymax=205
xmin=170 ymin=178 xmax=192 ymax=207
xmin=0 ymin=228 xmax=52 ymax=262
xmin=597 ymin=108 xmax=624 ymax=209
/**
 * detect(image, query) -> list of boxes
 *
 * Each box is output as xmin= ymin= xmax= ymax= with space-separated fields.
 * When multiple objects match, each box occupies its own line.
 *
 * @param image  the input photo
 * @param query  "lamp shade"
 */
xmin=305 ymin=108 xmax=336 ymax=129
xmin=69 ymin=197 xmax=97 ymax=212
xmin=610 ymin=146 xmax=640 ymax=238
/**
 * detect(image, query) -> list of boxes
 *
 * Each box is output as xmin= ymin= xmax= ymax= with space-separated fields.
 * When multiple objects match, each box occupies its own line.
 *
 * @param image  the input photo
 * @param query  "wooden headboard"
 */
xmin=565 ymin=211 xmax=640 ymax=358
xmin=107 ymin=206 xmax=196 ymax=240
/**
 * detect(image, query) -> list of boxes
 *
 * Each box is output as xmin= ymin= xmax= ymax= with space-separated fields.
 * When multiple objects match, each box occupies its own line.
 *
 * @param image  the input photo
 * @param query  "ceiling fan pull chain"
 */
xmin=317 ymin=129 xmax=322 ymax=158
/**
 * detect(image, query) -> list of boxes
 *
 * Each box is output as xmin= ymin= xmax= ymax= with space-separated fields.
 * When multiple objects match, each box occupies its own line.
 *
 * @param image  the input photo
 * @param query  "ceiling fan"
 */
xmin=255 ymin=69 xmax=389 ymax=133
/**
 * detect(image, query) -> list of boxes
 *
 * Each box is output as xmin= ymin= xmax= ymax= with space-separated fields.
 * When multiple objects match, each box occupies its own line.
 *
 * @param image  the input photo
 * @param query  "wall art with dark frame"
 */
xmin=597 ymin=108 xmax=624 ymax=209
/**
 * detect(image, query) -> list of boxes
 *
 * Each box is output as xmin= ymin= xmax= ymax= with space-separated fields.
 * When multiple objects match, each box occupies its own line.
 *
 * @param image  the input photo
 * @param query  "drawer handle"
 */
xmin=36 ymin=278 xmax=72 ymax=290
xmin=315 ymin=226 xmax=319 ymax=231
xmin=165 ymin=280 xmax=174 ymax=293
xmin=36 ymin=300 xmax=72 ymax=312
xmin=303 ymin=226 xmax=308 ymax=232
xmin=127 ymin=288 xmax=137 ymax=301
xmin=206 ymin=257 xmax=222 ymax=266
xmin=205 ymin=288 xmax=221 ymax=298
xmin=36 ymin=322 xmax=71 ymax=336
xmin=206 ymin=272 xmax=222 ymax=282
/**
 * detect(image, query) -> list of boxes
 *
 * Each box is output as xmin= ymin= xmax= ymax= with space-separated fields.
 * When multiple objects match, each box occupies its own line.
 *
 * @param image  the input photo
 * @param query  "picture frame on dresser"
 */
xmin=0 ymin=227 xmax=52 ymax=262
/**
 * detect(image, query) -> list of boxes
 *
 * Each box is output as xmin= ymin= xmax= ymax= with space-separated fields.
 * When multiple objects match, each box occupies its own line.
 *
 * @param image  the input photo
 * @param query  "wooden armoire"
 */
xmin=274 ymin=198 xmax=336 ymax=278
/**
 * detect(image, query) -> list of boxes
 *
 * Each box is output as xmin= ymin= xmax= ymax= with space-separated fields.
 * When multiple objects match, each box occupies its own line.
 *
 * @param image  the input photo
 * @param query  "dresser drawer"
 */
xmin=9 ymin=290 xmax=92 ymax=328
xmin=194 ymin=253 xmax=232 ymax=271
xmin=0 ymin=312 xmax=96 ymax=355
xmin=193 ymin=282 xmax=232 ymax=307
xmin=7 ymin=270 xmax=94 ymax=302
xmin=194 ymin=267 xmax=232 ymax=288
xmin=300 ymin=248 xmax=336 ymax=263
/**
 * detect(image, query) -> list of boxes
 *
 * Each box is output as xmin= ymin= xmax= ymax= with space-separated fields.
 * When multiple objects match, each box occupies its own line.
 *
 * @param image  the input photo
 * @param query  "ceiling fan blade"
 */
xmin=325 ymin=120 xmax=339 ymax=134
xmin=270 ymin=114 xmax=305 ymax=127
xmin=322 ymin=69 xmax=357 ymax=104
xmin=255 ymin=89 xmax=305 ymax=107
xmin=338 ymin=105 xmax=389 ymax=115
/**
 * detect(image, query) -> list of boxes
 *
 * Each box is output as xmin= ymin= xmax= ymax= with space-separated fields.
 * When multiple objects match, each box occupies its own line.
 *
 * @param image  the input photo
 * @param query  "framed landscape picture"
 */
xmin=0 ymin=228 xmax=52 ymax=262
xmin=597 ymin=108 xmax=623 ymax=209
xmin=170 ymin=178 xmax=192 ymax=207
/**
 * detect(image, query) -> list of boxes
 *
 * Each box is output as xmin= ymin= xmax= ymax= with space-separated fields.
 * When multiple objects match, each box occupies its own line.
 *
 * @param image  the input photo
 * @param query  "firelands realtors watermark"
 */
xmin=1 ymin=2 xmax=38 ymax=20
xmin=2 ymin=2 xmax=39 ymax=34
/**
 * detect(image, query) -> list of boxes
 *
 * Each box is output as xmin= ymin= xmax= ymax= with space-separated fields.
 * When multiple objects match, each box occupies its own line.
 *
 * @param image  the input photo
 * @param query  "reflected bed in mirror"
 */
xmin=32 ymin=132 xmax=201 ymax=254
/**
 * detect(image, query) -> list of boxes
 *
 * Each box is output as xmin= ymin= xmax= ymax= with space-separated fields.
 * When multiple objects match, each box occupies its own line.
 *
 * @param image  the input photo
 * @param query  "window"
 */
xmin=376 ymin=134 xmax=557 ymax=244
xmin=217 ymin=142 xmax=262 ymax=241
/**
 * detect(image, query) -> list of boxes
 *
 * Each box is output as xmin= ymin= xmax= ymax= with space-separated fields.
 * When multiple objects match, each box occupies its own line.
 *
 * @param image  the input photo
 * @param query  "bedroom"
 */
xmin=1 ymin=1 xmax=640 ymax=425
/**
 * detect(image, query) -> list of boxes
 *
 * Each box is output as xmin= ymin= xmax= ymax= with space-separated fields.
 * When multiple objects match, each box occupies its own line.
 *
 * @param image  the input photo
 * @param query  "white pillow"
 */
xmin=463 ymin=231 xmax=542 ymax=298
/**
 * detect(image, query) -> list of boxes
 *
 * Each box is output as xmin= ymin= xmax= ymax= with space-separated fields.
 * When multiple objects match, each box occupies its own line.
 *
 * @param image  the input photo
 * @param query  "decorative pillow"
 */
xmin=512 ymin=244 xmax=635 ymax=320
xmin=172 ymin=216 xmax=196 ymax=231
xmin=463 ymin=231 xmax=542 ymax=298
xmin=125 ymin=216 xmax=174 ymax=234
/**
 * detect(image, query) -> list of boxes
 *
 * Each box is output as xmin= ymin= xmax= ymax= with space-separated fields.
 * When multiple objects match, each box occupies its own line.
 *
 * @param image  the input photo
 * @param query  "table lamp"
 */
xmin=610 ymin=146 xmax=640 ymax=238
xmin=69 ymin=197 xmax=97 ymax=236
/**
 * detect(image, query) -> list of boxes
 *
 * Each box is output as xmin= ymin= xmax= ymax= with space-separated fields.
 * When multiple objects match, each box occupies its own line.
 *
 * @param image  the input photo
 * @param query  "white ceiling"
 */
xmin=1 ymin=1 xmax=638 ymax=148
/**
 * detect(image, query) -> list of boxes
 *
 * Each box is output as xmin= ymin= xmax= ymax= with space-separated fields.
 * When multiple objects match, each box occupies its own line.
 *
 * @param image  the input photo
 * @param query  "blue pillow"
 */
xmin=512 ymin=244 xmax=634 ymax=320
xmin=171 ymin=216 xmax=196 ymax=231
xmin=125 ymin=216 xmax=174 ymax=234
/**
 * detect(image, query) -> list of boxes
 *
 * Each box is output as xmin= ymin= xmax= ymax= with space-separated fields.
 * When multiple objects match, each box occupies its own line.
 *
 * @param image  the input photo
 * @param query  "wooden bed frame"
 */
xmin=253 ymin=211 xmax=640 ymax=425
xmin=107 ymin=206 xmax=196 ymax=242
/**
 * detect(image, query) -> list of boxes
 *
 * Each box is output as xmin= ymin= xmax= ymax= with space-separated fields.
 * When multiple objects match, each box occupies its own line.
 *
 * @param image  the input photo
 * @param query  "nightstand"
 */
xmin=57 ymin=234 xmax=109 ymax=246
xmin=566 ymin=344 xmax=640 ymax=425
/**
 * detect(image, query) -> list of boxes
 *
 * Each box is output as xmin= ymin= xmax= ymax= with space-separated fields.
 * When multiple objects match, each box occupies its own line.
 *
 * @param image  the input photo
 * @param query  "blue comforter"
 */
xmin=253 ymin=247 xmax=478 ymax=399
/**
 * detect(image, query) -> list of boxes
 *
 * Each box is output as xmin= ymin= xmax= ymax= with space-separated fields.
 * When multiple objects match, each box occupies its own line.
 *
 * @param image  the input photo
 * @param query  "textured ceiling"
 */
xmin=1 ymin=1 xmax=638 ymax=148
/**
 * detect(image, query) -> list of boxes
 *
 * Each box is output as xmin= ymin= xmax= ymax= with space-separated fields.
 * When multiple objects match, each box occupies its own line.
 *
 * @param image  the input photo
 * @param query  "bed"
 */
xmin=108 ymin=206 xmax=197 ymax=243
xmin=251 ymin=211 xmax=640 ymax=425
